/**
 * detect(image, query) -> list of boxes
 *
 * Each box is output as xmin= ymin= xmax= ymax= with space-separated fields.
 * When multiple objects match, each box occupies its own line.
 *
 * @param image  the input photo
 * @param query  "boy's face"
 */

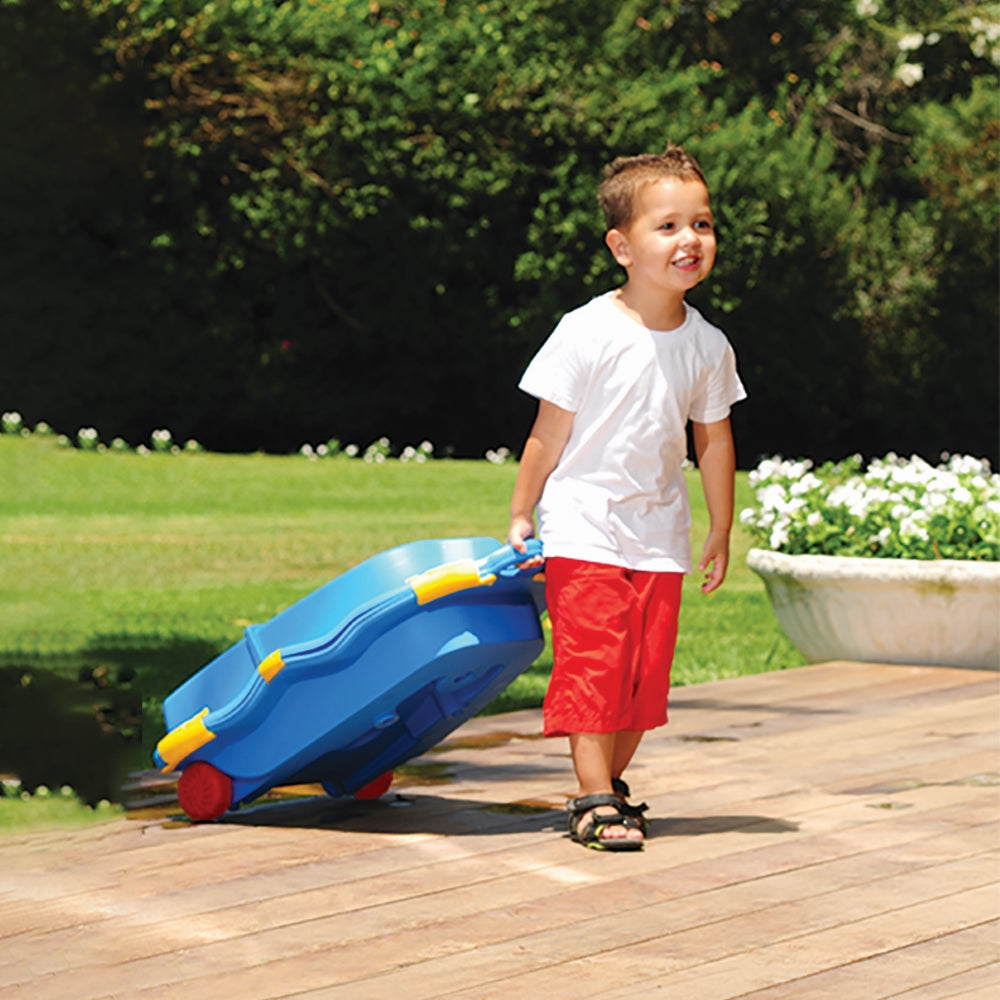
xmin=606 ymin=179 xmax=716 ymax=296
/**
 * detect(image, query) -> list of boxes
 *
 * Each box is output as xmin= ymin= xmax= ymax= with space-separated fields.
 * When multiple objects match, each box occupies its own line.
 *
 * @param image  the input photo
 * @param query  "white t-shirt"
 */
xmin=519 ymin=292 xmax=747 ymax=572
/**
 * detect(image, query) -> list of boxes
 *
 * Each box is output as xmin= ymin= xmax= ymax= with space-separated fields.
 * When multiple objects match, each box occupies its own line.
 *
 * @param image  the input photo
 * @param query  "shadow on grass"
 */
xmin=0 ymin=636 xmax=222 ymax=805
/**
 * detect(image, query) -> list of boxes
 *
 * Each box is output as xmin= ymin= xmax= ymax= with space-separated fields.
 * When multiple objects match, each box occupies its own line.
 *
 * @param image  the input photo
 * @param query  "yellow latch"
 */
xmin=258 ymin=649 xmax=286 ymax=683
xmin=156 ymin=708 xmax=216 ymax=772
xmin=407 ymin=559 xmax=494 ymax=605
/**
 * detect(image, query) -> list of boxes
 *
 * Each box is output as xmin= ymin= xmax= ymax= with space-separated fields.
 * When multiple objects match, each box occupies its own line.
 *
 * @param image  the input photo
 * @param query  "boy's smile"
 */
xmin=606 ymin=178 xmax=717 ymax=311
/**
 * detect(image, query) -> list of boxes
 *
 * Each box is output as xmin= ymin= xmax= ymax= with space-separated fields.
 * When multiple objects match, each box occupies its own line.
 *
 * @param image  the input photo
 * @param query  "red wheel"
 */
xmin=177 ymin=762 xmax=233 ymax=821
xmin=354 ymin=771 xmax=394 ymax=800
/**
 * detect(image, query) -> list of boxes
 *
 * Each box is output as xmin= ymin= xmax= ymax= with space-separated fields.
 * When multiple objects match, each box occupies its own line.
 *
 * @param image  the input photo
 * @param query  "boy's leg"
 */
xmin=544 ymin=559 xmax=679 ymax=845
xmin=569 ymin=732 xmax=643 ymax=842
xmin=611 ymin=730 xmax=644 ymax=782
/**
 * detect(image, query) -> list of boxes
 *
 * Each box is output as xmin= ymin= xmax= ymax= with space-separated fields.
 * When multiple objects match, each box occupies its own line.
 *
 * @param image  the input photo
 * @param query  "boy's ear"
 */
xmin=605 ymin=228 xmax=632 ymax=267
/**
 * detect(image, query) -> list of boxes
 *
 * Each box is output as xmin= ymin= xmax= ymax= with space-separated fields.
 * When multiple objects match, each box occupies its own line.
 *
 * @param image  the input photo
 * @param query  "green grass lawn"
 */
xmin=0 ymin=433 xmax=802 ymax=825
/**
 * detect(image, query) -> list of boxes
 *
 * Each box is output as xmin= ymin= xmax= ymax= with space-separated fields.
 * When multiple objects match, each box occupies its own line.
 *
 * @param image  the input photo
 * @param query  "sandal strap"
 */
xmin=611 ymin=777 xmax=631 ymax=799
xmin=619 ymin=799 xmax=649 ymax=817
xmin=611 ymin=777 xmax=648 ymax=820
xmin=566 ymin=793 xmax=622 ymax=818
xmin=571 ymin=802 xmax=641 ymax=844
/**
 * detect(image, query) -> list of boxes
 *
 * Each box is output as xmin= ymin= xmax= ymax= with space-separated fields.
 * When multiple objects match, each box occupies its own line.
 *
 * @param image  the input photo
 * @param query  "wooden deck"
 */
xmin=1 ymin=661 xmax=998 ymax=999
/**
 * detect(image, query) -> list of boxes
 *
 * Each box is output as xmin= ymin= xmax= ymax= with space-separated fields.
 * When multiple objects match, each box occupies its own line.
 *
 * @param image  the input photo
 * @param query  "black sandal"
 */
xmin=612 ymin=777 xmax=650 ymax=834
xmin=567 ymin=793 xmax=644 ymax=851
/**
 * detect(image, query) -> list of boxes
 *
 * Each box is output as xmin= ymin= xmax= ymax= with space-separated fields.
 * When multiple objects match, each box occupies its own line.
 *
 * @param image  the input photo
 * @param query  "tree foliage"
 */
xmin=1 ymin=0 xmax=996 ymax=460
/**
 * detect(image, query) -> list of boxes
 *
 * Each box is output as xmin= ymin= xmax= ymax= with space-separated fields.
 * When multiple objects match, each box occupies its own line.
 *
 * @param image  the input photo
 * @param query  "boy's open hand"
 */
xmin=697 ymin=530 xmax=730 ymax=594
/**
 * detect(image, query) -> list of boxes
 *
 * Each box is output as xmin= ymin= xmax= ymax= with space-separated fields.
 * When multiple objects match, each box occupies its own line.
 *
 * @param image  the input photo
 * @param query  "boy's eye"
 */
xmin=660 ymin=222 xmax=675 ymax=230
xmin=695 ymin=220 xmax=714 ymax=230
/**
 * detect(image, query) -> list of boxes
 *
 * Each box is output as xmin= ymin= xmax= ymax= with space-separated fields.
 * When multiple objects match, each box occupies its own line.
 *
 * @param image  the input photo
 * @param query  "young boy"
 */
xmin=508 ymin=146 xmax=746 ymax=851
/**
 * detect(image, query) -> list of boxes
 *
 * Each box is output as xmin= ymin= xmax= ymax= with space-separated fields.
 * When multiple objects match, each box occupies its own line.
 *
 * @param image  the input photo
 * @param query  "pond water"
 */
xmin=0 ymin=660 xmax=142 ymax=806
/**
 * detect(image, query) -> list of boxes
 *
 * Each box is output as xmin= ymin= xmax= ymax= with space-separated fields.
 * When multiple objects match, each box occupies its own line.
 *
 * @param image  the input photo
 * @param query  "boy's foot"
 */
xmin=567 ymin=793 xmax=644 ymax=851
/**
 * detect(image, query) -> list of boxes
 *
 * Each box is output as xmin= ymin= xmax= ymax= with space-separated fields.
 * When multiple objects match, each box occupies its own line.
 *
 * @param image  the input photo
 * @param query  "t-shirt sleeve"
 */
xmin=688 ymin=339 xmax=747 ymax=424
xmin=518 ymin=315 xmax=585 ymax=413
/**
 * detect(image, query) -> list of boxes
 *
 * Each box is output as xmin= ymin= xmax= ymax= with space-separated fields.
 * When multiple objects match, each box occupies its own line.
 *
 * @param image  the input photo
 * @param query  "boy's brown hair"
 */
xmin=598 ymin=144 xmax=708 ymax=230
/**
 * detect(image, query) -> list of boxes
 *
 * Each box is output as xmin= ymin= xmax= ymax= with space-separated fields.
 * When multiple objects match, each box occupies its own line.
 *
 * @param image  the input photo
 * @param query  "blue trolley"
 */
xmin=154 ymin=537 xmax=545 ymax=820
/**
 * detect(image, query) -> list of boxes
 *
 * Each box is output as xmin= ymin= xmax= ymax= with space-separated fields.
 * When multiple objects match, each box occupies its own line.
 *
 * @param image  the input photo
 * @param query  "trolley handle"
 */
xmin=477 ymin=538 xmax=543 ymax=578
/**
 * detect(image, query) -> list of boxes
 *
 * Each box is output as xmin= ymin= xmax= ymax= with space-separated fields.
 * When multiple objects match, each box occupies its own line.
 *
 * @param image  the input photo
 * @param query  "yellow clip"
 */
xmin=156 ymin=708 xmax=215 ymax=772
xmin=258 ymin=649 xmax=285 ymax=683
xmin=407 ymin=559 xmax=494 ymax=605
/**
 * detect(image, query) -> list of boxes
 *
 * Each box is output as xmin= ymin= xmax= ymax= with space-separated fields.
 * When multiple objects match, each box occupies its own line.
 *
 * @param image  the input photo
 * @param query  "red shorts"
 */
xmin=542 ymin=557 xmax=683 ymax=738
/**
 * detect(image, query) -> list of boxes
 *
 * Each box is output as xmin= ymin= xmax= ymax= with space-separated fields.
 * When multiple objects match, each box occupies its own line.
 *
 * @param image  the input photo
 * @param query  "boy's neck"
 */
xmin=611 ymin=285 xmax=687 ymax=331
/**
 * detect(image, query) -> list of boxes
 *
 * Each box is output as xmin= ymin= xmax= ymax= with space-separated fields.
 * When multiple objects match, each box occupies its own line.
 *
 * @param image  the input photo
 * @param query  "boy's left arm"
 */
xmin=692 ymin=417 xmax=736 ymax=594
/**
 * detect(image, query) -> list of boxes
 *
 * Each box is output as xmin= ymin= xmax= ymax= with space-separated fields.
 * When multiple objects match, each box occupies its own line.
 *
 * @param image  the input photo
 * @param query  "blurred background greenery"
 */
xmin=1 ymin=0 xmax=996 ymax=463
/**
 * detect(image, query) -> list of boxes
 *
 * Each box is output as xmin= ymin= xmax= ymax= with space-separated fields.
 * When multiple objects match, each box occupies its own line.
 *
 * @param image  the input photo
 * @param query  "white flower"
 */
xmin=970 ymin=16 xmax=1000 ymax=65
xmin=899 ymin=515 xmax=929 ymax=541
xmin=895 ymin=62 xmax=924 ymax=87
xmin=897 ymin=33 xmax=924 ymax=52
xmin=948 ymin=454 xmax=990 ymax=476
xmin=758 ymin=482 xmax=791 ymax=512
xmin=790 ymin=473 xmax=823 ymax=495
xmin=855 ymin=0 xmax=879 ymax=15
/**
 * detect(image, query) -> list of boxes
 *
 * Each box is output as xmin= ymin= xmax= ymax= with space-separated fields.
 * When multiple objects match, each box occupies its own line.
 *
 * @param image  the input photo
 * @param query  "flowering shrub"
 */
xmin=299 ymin=438 xmax=446 ymax=463
xmin=2 ymin=411 xmax=24 ymax=435
xmin=150 ymin=429 xmax=175 ymax=454
xmin=400 ymin=441 xmax=434 ymax=464
xmin=4 ymin=411 xmax=511 ymax=466
xmin=740 ymin=453 xmax=1000 ymax=561
xmin=76 ymin=427 xmax=101 ymax=451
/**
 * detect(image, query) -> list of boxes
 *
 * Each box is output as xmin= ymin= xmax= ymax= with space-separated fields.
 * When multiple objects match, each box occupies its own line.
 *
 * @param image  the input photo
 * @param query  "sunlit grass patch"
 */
xmin=0 ymin=433 xmax=802 ymax=826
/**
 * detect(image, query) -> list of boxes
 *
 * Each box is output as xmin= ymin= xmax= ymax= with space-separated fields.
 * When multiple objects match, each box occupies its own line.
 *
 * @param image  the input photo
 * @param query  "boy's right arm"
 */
xmin=508 ymin=399 xmax=574 ymax=562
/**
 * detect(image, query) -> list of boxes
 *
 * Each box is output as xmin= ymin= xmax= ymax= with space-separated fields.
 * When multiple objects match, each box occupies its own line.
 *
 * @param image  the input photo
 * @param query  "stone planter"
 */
xmin=747 ymin=548 xmax=1000 ymax=670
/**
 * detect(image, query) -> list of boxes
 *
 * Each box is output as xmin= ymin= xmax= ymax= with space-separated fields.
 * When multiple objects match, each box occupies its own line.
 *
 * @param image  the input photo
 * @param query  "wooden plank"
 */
xmin=5 ymin=812 xmax=995 ymax=998
xmin=0 ymin=662 xmax=995 ymax=1000
xmin=886 ymin=961 xmax=1000 ymax=999
xmin=729 ymin=924 xmax=999 ymax=999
